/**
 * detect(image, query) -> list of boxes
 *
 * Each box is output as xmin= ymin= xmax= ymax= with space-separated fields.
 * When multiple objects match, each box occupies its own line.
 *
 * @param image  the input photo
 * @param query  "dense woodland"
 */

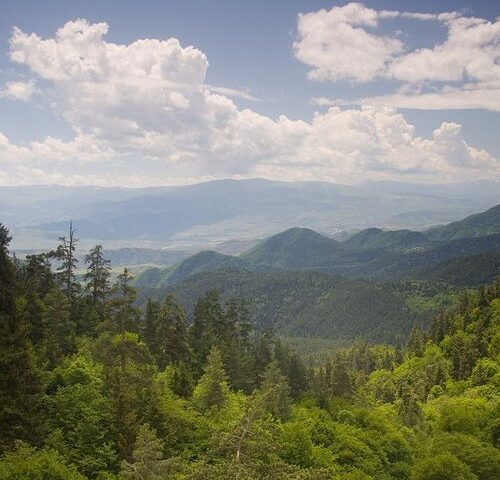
xmin=0 ymin=221 xmax=499 ymax=479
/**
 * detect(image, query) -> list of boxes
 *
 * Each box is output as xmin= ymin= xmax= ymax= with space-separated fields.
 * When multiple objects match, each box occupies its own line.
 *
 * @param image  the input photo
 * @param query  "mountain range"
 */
xmin=130 ymin=203 xmax=500 ymax=343
xmin=5 ymin=178 xmax=499 ymax=251
xmin=134 ymin=204 xmax=500 ymax=288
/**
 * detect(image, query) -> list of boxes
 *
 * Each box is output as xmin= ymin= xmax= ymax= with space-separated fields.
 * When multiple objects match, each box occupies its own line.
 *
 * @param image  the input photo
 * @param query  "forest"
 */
xmin=0 ymin=220 xmax=499 ymax=480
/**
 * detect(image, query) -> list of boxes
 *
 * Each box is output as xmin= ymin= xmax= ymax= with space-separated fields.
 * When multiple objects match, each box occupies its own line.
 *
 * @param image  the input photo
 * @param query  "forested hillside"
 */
xmin=165 ymin=269 xmax=421 ymax=342
xmin=134 ymin=204 xmax=500 ymax=290
xmin=128 ymin=206 xmax=500 ymax=343
xmin=0 ymin=221 xmax=499 ymax=479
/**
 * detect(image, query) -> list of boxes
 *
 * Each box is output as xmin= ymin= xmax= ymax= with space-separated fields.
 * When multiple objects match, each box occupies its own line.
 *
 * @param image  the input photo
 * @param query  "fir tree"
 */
xmin=41 ymin=287 xmax=75 ymax=367
xmin=51 ymin=221 xmax=79 ymax=303
xmin=84 ymin=244 xmax=111 ymax=313
xmin=0 ymin=224 xmax=42 ymax=450
xmin=120 ymin=424 xmax=169 ymax=480
xmin=106 ymin=268 xmax=139 ymax=336
xmin=193 ymin=345 xmax=229 ymax=412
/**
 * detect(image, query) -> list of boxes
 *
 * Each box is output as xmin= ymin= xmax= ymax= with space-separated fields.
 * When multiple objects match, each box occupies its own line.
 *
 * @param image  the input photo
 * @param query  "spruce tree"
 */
xmin=193 ymin=345 xmax=229 ymax=412
xmin=41 ymin=287 xmax=75 ymax=367
xmin=0 ymin=224 xmax=42 ymax=450
xmin=84 ymin=244 xmax=111 ymax=313
xmin=52 ymin=221 xmax=79 ymax=302
xmin=259 ymin=361 xmax=291 ymax=420
xmin=106 ymin=268 xmax=139 ymax=335
xmin=142 ymin=298 xmax=160 ymax=359
xmin=120 ymin=424 xmax=169 ymax=480
xmin=157 ymin=295 xmax=191 ymax=369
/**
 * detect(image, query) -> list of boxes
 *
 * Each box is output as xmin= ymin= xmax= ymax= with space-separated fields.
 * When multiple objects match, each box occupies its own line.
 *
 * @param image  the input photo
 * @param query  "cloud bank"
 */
xmin=295 ymin=3 xmax=500 ymax=111
xmin=0 ymin=14 xmax=498 ymax=186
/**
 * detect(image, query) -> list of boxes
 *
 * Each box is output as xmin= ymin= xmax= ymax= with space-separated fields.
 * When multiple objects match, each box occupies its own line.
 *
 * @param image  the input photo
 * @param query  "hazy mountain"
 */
xmin=133 ymin=250 xmax=248 ymax=289
xmin=343 ymin=228 xmax=430 ymax=252
xmin=5 ymin=178 xmax=499 ymax=250
xmin=134 ymin=204 xmax=500 ymax=289
xmin=426 ymin=204 xmax=500 ymax=241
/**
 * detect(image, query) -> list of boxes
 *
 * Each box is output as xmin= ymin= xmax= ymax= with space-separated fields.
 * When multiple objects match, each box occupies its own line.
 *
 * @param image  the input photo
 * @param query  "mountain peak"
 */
xmin=241 ymin=227 xmax=342 ymax=269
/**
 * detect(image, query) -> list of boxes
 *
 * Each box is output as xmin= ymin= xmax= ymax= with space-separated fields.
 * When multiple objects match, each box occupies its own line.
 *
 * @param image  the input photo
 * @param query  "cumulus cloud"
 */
xmin=294 ymin=3 xmax=403 ymax=82
xmin=389 ymin=16 xmax=500 ymax=83
xmin=0 ymin=18 xmax=498 ymax=186
xmin=294 ymin=3 xmax=500 ymax=111
xmin=0 ymin=79 xmax=38 ymax=100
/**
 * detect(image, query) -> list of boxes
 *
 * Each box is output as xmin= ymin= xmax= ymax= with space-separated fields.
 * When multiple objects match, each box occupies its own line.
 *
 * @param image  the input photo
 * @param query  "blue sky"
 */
xmin=0 ymin=0 xmax=498 ymax=186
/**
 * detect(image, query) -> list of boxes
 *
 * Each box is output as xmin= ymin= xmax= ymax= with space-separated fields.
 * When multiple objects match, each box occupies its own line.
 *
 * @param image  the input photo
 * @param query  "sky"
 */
xmin=0 ymin=0 xmax=499 ymax=186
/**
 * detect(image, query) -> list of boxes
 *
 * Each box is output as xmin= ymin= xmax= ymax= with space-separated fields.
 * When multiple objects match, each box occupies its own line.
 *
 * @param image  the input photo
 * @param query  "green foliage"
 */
xmin=41 ymin=287 xmax=76 ymax=367
xmin=45 ymin=355 xmax=117 ymax=477
xmin=0 ymin=225 xmax=42 ymax=450
xmin=411 ymin=453 xmax=477 ymax=480
xmin=0 ymin=219 xmax=499 ymax=480
xmin=193 ymin=346 xmax=230 ymax=412
xmin=0 ymin=443 xmax=86 ymax=480
xmin=119 ymin=424 xmax=169 ymax=480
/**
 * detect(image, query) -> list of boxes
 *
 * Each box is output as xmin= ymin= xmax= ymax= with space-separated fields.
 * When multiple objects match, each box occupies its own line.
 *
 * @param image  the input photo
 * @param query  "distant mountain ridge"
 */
xmin=133 ymin=203 xmax=500 ymax=289
xmin=6 ymin=178 xmax=499 ymax=250
xmin=241 ymin=227 xmax=344 ymax=269
xmin=426 ymin=204 xmax=500 ymax=241
xmin=127 ymin=203 xmax=500 ymax=344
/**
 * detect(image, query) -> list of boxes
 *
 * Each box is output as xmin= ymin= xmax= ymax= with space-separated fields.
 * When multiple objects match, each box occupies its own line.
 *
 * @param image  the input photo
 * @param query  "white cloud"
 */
xmin=0 ymin=79 xmax=38 ymax=100
xmin=294 ymin=3 xmax=403 ymax=82
xmin=313 ymin=82 xmax=500 ymax=112
xmin=0 ymin=19 xmax=498 ymax=186
xmin=294 ymin=3 xmax=500 ymax=111
xmin=389 ymin=16 xmax=500 ymax=83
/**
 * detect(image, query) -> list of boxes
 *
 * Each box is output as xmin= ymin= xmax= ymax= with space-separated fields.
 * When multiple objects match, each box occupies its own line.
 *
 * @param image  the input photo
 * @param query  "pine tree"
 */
xmin=0 ymin=224 xmax=15 ymax=317
xmin=253 ymin=330 xmax=274 ymax=386
xmin=0 ymin=224 xmax=42 ymax=450
xmin=20 ymin=253 xmax=54 ymax=345
xmin=142 ymin=299 xmax=160 ymax=359
xmin=95 ymin=332 xmax=155 ymax=461
xmin=51 ymin=221 xmax=79 ymax=303
xmin=223 ymin=298 xmax=254 ymax=393
xmin=106 ymin=268 xmax=139 ymax=336
xmin=259 ymin=361 xmax=291 ymax=421
xmin=41 ymin=287 xmax=76 ymax=367
xmin=84 ymin=244 xmax=111 ymax=313
xmin=120 ymin=424 xmax=169 ymax=480
xmin=157 ymin=295 xmax=191 ymax=369
xmin=193 ymin=345 xmax=229 ymax=412
xmin=22 ymin=252 xmax=54 ymax=299
xmin=287 ymin=353 xmax=308 ymax=398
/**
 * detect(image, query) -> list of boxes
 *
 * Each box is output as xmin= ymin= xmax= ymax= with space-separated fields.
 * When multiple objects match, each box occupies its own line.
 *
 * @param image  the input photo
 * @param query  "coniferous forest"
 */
xmin=2 ymin=1 xmax=500 ymax=478
xmin=1 ymin=219 xmax=499 ymax=480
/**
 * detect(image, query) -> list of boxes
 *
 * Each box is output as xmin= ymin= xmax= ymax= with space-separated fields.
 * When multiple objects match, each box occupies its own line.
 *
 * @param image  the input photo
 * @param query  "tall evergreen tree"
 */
xmin=142 ymin=298 xmax=160 ymax=359
xmin=84 ymin=244 xmax=111 ymax=313
xmin=120 ymin=424 xmax=169 ymax=480
xmin=189 ymin=290 xmax=227 ymax=374
xmin=223 ymin=298 xmax=254 ymax=393
xmin=0 ymin=224 xmax=42 ymax=450
xmin=193 ymin=345 xmax=229 ymax=412
xmin=95 ymin=332 xmax=155 ymax=461
xmin=259 ymin=361 xmax=291 ymax=421
xmin=20 ymin=253 xmax=54 ymax=345
xmin=52 ymin=221 xmax=79 ymax=303
xmin=0 ymin=224 xmax=15 ymax=317
xmin=157 ymin=295 xmax=191 ymax=369
xmin=106 ymin=268 xmax=139 ymax=336
xmin=41 ymin=287 xmax=75 ymax=367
